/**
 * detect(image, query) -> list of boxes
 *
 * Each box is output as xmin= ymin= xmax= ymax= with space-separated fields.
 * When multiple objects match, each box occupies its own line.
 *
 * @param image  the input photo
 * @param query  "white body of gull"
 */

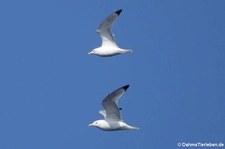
xmin=89 ymin=85 xmax=139 ymax=131
xmin=88 ymin=9 xmax=132 ymax=57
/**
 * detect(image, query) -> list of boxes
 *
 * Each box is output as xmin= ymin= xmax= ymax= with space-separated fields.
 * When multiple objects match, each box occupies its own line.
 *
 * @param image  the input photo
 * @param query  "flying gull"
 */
xmin=88 ymin=9 xmax=132 ymax=57
xmin=89 ymin=85 xmax=139 ymax=131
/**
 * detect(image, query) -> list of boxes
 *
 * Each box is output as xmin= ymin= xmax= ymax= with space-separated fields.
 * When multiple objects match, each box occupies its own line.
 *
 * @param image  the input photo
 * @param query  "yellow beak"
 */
xmin=88 ymin=123 xmax=94 ymax=126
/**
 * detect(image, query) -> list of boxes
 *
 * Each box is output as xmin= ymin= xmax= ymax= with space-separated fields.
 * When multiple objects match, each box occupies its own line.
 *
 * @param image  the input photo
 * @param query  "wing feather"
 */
xmin=101 ymin=85 xmax=129 ymax=122
xmin=97 ymin=9 xmax=122 ymax=47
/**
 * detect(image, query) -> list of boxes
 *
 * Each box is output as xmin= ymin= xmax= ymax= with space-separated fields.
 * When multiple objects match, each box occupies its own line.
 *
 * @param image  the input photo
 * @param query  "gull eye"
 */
xmin=95 ymin=122 xmax=98 ymax=124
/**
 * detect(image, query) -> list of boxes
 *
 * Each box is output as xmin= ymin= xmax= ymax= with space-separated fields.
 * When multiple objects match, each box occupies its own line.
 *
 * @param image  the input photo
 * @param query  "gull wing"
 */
xmin=101 ymin=85 xmax=129 ymax=122
xmin=96 ymin=9 xmax=122 ymax=47
xmin=99 ymin=110 xmax=106 ymax=119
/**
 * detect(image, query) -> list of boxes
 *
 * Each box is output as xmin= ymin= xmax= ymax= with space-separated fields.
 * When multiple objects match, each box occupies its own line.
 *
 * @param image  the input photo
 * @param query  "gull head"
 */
xmin=88 ymin=120 xmax=101 ymax=127
xmin=88 ymin=49 xmax=96 ymax=55
xmin=88 ymin=120 xmax=110 ymax=130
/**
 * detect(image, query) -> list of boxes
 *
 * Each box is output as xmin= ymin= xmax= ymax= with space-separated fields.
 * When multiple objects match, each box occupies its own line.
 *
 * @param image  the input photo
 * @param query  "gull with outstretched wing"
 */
xmin=89 ymin=85 xmax=139 ymax=131
xmin=88 ymin=9 xmax=132 ymax=57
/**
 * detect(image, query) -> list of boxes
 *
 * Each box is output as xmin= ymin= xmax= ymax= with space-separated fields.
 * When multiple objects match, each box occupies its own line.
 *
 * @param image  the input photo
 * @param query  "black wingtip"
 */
xmin=122 ymin=84 xmax=129 ymax=91
xmin=115 ymin=9 xmax=122 ymax=16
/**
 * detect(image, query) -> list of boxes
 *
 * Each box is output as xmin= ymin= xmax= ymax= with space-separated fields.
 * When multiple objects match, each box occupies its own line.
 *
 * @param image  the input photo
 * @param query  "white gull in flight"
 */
xmin=89 ymin=85 xmax=139 ymax=131
xmin=88 ymin=9 xmax=132 ymax=57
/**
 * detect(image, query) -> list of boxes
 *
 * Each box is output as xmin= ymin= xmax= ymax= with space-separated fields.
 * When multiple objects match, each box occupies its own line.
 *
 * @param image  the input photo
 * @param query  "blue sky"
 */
xmin=0 ymin=0 xmax=225 ymax=148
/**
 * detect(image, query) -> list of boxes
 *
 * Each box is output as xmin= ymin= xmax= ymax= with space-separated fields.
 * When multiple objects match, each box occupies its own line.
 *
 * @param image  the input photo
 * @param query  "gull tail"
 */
xmin=131 ymin=126 xmax=139 ymax=130
xmin=125 ymin=125 xmax=139 ymax=130
xmin=124 ymin=49 xmax=133 ymax=54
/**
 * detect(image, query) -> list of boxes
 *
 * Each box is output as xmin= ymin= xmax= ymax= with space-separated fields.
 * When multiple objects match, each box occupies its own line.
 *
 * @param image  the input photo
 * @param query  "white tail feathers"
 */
xmin=123 ymin=49 xmax=133 ymax=54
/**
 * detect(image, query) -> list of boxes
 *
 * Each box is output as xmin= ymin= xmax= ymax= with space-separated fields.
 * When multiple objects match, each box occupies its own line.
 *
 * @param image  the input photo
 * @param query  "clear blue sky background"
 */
xmin=0 ymin=0 xmax=225 ymax=148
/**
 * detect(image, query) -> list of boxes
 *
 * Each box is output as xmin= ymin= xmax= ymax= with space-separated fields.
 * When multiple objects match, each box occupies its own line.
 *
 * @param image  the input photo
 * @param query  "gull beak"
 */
xmin=88 ymin=123 xmax=94 ymax=126
xmin=88 ymin=51 xmax=92 ymax=55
